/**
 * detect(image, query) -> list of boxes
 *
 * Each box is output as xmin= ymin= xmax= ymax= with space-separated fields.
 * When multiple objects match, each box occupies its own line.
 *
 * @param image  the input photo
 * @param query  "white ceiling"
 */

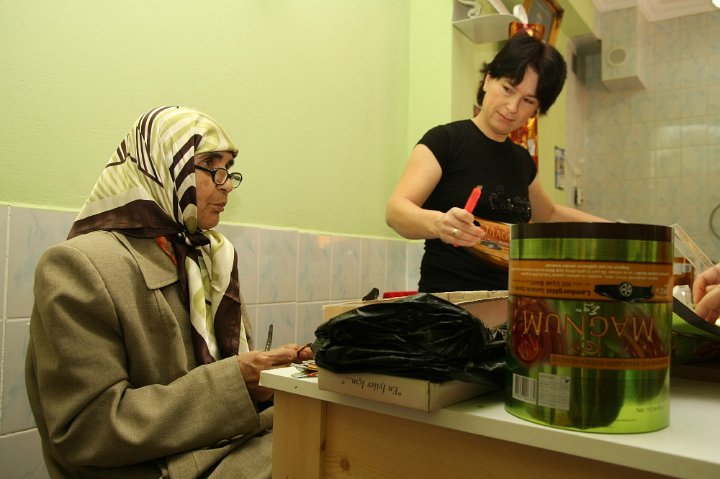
xmin=593 ymin=0 xmax=717 ymax=21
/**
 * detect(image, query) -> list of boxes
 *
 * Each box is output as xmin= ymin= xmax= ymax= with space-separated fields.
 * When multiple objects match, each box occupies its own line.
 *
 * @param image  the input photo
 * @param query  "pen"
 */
xmin=453 ymin=185 xmax=483 ymax=248
xmin=264 ymin=324 xmax=273 ymax=351
xmin=464 ymin=185 xmax=483 ymax=212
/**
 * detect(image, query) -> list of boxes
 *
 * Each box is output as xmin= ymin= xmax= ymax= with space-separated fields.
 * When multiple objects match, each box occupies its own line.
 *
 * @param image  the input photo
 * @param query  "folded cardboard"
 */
xmin=466 ymin=217 xmax=510 ymax=269
xmin=317 ymin=367 xmax=499 ymax=412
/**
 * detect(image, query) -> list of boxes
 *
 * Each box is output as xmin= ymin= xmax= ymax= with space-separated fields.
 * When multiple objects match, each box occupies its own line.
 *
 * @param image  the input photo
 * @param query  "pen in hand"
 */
xmin=454 ymin=185 xmax=483 ymax=247
xmin=264 ymin=324 xmax=273 ymax=351
xmin=464 ymin=185 xmax=483 ymax=212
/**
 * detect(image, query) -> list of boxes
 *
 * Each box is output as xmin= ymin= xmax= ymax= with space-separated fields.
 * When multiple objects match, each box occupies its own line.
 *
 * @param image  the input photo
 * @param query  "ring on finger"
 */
xmin=451 ymin=228 xmax=458 ymax=237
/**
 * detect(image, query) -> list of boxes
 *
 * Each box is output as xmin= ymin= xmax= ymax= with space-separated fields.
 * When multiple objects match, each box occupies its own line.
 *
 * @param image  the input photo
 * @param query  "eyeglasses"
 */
xmin=194 ymin=164 xmax=243 ymax=189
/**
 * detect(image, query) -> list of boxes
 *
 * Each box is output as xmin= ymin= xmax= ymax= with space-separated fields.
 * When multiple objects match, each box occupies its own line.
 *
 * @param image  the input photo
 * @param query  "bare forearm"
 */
xmin=386 ymin=196 xmax=443 ymax=239
xmin=537 ymin=204 xmax=608 ymax=223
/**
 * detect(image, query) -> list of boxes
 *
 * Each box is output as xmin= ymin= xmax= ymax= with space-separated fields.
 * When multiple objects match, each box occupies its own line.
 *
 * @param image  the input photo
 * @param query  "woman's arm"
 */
xmin=385 ymin=144 xmax=484 ymax=246
xmin=528 ymin=175 xmax=607 ymax=223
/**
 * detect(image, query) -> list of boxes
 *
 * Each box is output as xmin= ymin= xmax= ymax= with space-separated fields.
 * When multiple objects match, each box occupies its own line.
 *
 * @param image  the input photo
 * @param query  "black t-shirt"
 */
xmin=417 ymin=119 xmax=537 ymax=292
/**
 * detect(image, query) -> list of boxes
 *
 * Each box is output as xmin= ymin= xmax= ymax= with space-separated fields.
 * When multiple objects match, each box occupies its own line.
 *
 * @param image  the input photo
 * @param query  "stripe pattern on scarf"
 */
xmin=69 ymin=106 xmax=249 ymax=363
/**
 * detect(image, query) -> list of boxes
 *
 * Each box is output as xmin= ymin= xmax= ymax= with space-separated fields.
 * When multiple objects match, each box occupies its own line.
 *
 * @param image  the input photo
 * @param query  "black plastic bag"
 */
xmin=312 ymin=293 xmax=506 ymax=384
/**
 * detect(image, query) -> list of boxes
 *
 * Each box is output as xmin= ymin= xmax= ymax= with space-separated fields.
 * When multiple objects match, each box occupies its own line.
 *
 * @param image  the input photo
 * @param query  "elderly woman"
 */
xmin=25 ymin=106 xmax=312 ymax=478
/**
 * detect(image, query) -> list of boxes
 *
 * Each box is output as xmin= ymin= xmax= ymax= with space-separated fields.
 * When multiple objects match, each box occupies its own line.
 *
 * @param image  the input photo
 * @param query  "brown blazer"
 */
xmin=26 ymin=231 xmax=272 ymax=478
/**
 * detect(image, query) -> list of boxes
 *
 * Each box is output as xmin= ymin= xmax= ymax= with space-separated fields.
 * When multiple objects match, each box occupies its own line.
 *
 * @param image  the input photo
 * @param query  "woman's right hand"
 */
xmin=435 ymin=207 xmax=485 ymax=247
xmin=236 ymin=346 xmax=300 ymax=402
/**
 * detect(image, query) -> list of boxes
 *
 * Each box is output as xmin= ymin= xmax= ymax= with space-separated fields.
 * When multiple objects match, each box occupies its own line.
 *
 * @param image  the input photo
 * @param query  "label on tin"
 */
xmin=509 ymin=259 xmax=672 ymax=303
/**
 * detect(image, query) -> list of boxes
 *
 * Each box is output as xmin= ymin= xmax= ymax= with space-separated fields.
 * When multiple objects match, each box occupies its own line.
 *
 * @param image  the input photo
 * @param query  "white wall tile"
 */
xmin=654 ymin=148 xmax=683 ymax=177
xmin=0 ymin=429 xmax=49 ymax=479
xmin=360 ymin=238 xmax=387 ymax=297
xmin=655 ymin=121 xmax=680 ymax=149
xmin=216 ymin=223 xmax=261 ymax=306
xmin=681 ymin=87 xmax=707 ymax=119
xmin=680 ymin=118 xmax=708 ymax=147
xmin=630 ymin=91 xmax=654 ymax=122
xmin=652 ymin=61 xmax=680 ymax=91
xmin=386 ymin=240 xmax=408 ymax=292
xmin=255 ymin=303 xmax=296 ymax=346
xmin=297 ymin=233 xmax=332 ymax=302
xmin=244 ymin=304 xmax=258 ymax=348
xmin=681 ymin=145 xmax=708 ymax=177
xmin=705 ymin=19 xmax=720 ymax=55
xmin=708 ymin=115 xmax=720 ymax=144
xmin=709 ymin=144 xmax=720 ymax=175
xmin=296 ymin=302 xmax=325 ymax=345
xmin=6 ymin=207 xmax=76 ymax=319
xmin=330 ymin=236 xmax=361 ymax=300
xmin=0 ymin=205 xmax=7 ymax=319
xmin=680 ymin=15 xmax=710 ymax=57
xmin=1 ymin=320 xmax=34 ymax=434
xmin=681 ymin=174 xmax=708 ymax=207
xmin=654 ymin=177 xmax=683 ymax=210
xmin=406 ymin=241 xmax=424 ymax=290
xmin=652 ymin=17 xmax=678 ymax=35
xmin=678 ymin=58 xmax=708 ymax=89
xmin=655 ymin=91 xmax=681 ymax=120
xmin=257 ymin=229 xmax=298 ymax=304
xmin=652 ymin=29 xmax=678 ymax=63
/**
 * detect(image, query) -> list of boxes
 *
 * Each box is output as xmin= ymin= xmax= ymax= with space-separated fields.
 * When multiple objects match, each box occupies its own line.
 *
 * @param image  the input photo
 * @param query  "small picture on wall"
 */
xmin=523 ymin=0 xmax=564 ymax=45
xmin=554 ymin=146 xmax=565 ymax=190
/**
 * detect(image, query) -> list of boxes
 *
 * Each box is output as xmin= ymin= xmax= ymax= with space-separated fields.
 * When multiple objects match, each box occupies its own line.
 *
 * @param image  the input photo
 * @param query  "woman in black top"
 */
xmin=386 ymin=31 xmax=605 ymax=292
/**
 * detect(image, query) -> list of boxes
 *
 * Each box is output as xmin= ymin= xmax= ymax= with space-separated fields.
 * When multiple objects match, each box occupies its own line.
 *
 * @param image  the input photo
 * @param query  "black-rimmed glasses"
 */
xmin=195 ymin=165 xmax=243 ymax=189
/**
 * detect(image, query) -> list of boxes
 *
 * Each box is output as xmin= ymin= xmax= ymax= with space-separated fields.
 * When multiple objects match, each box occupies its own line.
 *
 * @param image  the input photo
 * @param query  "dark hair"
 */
xmin=476 ymin=31 xmax=567 ymax=115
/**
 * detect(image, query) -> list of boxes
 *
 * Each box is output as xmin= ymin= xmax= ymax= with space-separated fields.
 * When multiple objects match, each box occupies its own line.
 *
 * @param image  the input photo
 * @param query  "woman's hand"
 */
xmin=435 ymin=207 xmax=485 ymax=247
xmin=692 ymin=264 xmax=720 ymax=324
xmin=236 ymin=344 xmax=315 ymax=402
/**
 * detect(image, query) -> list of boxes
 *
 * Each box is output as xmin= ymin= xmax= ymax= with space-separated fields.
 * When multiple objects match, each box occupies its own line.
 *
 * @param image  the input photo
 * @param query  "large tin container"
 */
xmin=505 ymin=223 xmax=673 ymax=433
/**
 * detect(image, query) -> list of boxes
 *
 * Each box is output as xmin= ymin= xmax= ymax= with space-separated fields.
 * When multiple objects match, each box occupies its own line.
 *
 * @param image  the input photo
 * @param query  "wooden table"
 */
xmin=260 ymin=367 xmax=720 ymax=478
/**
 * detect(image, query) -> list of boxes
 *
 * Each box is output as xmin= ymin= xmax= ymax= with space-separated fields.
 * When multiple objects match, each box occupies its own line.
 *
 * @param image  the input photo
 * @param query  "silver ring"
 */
xmin=451 ymin=228 xmax=458 ymax=237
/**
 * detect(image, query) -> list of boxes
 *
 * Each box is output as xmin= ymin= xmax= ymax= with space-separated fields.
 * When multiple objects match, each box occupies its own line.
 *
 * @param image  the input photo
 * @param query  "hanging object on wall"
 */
xmin=522 ymin=0 xmax=564 ymax=46
xmin=554 ymin=146 xmax=565 ymax=190
xmin=509 ymin=114 xmax=539 ymax=166
xmin=507 ymin=21 xmax=543 ymax=166
xmin=451 ymin=0 xmax=521 ymax=44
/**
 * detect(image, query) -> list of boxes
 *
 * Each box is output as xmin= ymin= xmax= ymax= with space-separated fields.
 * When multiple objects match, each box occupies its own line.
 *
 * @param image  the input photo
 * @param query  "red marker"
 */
xmin=464 ymin=185 xmax=483 ymax=212
xmin=453 ymin=185 xmax=483 ymax=247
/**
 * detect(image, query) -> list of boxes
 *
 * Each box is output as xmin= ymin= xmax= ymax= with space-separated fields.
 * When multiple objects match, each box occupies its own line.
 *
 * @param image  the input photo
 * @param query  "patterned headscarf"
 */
xmin=69 ymin=106 xmax=249 ymax=364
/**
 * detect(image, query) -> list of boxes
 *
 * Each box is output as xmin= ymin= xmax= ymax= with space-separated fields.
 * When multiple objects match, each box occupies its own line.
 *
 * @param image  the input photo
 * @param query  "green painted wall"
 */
xmin=1 ymin=0 xmax=581 ymax=238
xmin=1 ymin=0 xmax=413 ymax=238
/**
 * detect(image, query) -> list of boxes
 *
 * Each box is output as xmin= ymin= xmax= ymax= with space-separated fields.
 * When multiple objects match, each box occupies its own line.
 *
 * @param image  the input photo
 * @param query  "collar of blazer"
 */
xmin=112 ymin=232 xmax=179 ymax=290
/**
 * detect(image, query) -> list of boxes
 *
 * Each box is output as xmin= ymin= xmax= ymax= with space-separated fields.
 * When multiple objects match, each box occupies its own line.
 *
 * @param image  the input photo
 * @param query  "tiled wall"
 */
xmin=577 ymin=9 xmax=720 ymax=262
xmin=0 ymin=204 xmax=423 ymax=478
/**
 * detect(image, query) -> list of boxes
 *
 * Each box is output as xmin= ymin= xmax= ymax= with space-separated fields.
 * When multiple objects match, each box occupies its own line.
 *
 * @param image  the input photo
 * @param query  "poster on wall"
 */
xmin=554 ymin=146 xmax=565 ymax=190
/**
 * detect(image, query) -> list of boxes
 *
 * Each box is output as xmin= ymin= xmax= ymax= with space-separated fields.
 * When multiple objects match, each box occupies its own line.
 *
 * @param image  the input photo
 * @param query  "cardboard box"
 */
xmin=317 ymin=367 xmax=499 ymax=411
xmin=322 ymin=290 xmax=508 ymax=328
xmin=317 ymin=291 xmax=507 ymax=411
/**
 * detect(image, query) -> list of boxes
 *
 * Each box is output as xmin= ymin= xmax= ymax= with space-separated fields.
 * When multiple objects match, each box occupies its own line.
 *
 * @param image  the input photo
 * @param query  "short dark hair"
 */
xmin=476 ymin=31 xmax=567 ymax=115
